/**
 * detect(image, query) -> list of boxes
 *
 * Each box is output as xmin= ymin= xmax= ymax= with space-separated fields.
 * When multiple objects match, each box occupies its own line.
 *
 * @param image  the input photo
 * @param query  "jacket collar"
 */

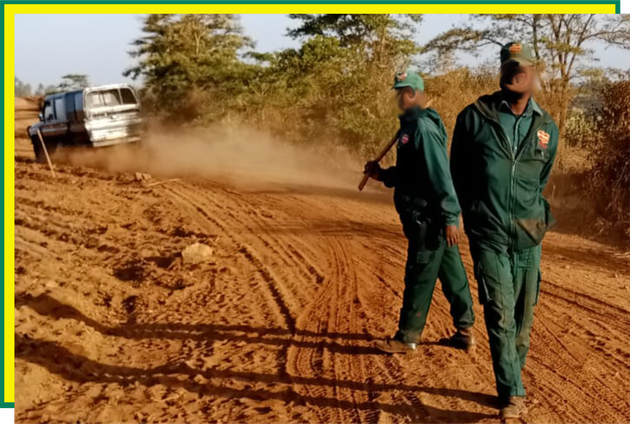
xmin=474 ymin=91 xmax=549 ymax=123
xmin=499 ymin=94 xmax=542 ymax=117
xmin=399 ymin=106 xmax=425 ymax=122
xmin=473 ymin=91 xmax=551 ymax=159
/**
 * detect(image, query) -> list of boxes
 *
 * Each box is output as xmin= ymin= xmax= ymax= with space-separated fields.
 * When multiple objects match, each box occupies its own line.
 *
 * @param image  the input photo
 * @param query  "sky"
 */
xmin=14 ymin=14 xmax=630 ymax=88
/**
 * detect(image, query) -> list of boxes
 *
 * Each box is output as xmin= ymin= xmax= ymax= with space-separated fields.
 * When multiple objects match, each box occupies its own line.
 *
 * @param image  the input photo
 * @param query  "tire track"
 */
xmin=163 ymin=185 xmax=294 ymax=332
xmin=108 ymin=177 xmax=630 ymax=424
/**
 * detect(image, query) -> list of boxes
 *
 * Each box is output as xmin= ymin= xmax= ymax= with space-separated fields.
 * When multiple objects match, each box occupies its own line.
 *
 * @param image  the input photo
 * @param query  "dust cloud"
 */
xmin=61 ymin=124 xmax=365 ymax=191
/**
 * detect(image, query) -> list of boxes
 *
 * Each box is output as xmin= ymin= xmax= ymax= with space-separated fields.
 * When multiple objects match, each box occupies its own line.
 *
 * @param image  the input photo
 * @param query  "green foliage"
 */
xmin=288 ymin=14 xmax=421 ymax=58
xmin=562 ymin=109 xmax=595 ymax=148
xmin=124 ymin=14 xmax=253 ymax=122
xmin=268 ymin=15 xmax=423 ymax=155
xmin=58 ymin=74 xmax=90 ymax=91
xmin=126 ymin=14 xmax=422 ymax=156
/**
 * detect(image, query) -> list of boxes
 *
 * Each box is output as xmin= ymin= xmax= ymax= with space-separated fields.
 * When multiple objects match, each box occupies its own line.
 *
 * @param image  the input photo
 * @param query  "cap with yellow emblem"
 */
xmin=392 ymin=69 xmax=425 ymax=92
xmin=500 ymin=41 xmax=535 ymax=66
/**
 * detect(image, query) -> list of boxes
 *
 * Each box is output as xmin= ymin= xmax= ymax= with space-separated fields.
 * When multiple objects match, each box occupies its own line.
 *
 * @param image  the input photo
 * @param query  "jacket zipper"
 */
xmin=502 ymin=120 xmax=547 ymax=250
xmin=490 ymin=119 xmax=543 ymax=250
xmin=487 ymin=120 xmax=517 ymax=249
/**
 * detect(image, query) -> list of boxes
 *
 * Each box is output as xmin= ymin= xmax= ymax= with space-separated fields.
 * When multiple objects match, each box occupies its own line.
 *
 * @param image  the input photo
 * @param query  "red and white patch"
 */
xmin=537 ymin=130 xmax=550 ymax=149
xmin=397 ymin=72 xmax=407 ymax=82
xmin=400 ymin=134 xmax=410 ymax=145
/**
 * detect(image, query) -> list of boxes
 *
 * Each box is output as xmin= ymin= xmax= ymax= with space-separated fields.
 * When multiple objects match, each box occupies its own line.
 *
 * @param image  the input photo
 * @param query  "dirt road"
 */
xmin=14 ymin=98 xmax=630 ymax=423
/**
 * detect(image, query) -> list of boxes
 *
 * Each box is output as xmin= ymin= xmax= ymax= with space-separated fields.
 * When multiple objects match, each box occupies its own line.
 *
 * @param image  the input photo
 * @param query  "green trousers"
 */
xmin=395 ymin=217 xmax=475 ymax=344
xmin=470 ymin=242 xmax=542 ymax=400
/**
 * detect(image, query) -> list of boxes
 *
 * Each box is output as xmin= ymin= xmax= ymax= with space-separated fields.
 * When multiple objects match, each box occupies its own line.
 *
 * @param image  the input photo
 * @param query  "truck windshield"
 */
xmin=86 ymin=88 xmax=138 ymax=109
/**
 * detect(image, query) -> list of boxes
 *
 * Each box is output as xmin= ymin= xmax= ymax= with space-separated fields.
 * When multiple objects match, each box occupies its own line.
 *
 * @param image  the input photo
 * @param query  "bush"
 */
xmin=583 ymin=76 xmax=630 ymax=230
xmin=563 ymin=108 xmax=597 ymax=149
xmin=425 ymin=67 xmax=496 ymax=141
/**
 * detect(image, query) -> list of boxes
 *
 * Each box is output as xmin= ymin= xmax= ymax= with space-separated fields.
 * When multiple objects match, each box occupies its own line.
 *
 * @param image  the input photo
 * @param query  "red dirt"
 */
xmin=14 ymin=98 xmax=630 ymax=423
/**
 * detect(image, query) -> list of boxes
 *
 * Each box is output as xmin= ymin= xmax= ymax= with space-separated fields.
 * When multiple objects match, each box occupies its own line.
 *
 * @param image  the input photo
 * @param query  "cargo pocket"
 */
xmin=474 ymin=261 xmax=490 ymax=305
xmin=515 ymin=217 xmax=547 ymax=247
xmin=402 ymin=210 xmax=434 ymax=265
xmin=414 ymin=249 xmax=432 ymax=265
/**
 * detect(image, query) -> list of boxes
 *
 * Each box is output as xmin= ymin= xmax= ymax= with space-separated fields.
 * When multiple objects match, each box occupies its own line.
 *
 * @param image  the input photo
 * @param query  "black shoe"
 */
xmin=439 ymin=328 xmax=475 ymax=351
xmin=374 ymin=338 xmax=416 ymax=354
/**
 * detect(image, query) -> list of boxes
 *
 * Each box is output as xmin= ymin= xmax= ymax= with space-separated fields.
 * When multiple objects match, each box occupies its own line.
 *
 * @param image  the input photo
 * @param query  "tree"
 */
xmin=279 ymin=14 xmax=423 ymax=155
xmin=424 ymin=14 xmax=630 ymax=133
xmin=14 ymin=77 xmax=32 ymax=97
xmin=584 ymin=72 xmax=630 ymax=227
xmin=35 ymin=83 xmax=46 ymax=96
xmin=58 ymin=74 xmax=90 ymax=90
xmin=124 ymin=14 xmax=253 ymax=121
xmin=289 ymin=14 xmax=421 ymax=67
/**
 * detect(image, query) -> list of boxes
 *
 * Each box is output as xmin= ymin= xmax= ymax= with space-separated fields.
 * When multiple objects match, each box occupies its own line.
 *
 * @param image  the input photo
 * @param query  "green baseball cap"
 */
xmin=392 ymin=69 xmax=424 ymax=92
xmin=500 ymin=41 xmax=535 ymax=66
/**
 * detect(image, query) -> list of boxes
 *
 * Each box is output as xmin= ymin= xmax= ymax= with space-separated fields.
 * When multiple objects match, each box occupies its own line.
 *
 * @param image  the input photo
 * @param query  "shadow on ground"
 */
xmin=16 ymin=294 xmax=497 ymax=423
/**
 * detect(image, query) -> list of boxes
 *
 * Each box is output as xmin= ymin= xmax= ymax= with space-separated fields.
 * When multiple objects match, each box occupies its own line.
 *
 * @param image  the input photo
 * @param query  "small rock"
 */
xmin=135 ymin=172 xmax=152 ymax=182
xmin=181 ymin=243 xmax=214 ymax=264
xmin=45 ymin=280 xmax=58 ymax=289
xmin=193 ymin=374 xmax=207 ymax=384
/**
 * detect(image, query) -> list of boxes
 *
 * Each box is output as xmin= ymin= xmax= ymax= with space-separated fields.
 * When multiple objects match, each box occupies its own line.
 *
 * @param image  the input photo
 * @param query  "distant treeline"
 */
xmin=15 ymin=74 xmax=91 ymax=97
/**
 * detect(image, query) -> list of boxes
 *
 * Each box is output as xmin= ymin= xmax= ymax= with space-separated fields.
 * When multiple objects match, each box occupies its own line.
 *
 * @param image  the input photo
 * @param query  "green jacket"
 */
xmin=451 ymin=91 xmax=558 ymax=251
xmin=382 ymin=107 xmax=461 ymax=227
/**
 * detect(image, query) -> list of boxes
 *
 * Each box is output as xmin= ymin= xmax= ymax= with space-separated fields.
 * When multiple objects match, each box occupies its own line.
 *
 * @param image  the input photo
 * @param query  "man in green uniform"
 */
xmin=364 ymin=69 xmax=475 ymax=354
xmin=450 ymin=42 xmax=558 ymax=419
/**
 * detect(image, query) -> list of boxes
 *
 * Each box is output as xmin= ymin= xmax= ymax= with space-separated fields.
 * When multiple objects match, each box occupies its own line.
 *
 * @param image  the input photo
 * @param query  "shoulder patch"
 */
xmin=537 ymin=130 xmax=550 ymax=149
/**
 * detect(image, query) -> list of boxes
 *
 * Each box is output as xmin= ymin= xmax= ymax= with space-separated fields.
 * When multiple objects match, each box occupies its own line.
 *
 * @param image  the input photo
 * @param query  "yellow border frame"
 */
xmin=4 ymin=4 xmax=618 ymax=13
xmin=3 ymin=4 xmax=14 ymax=407
xmin=3 ymin=2 xmax=618 ymax=406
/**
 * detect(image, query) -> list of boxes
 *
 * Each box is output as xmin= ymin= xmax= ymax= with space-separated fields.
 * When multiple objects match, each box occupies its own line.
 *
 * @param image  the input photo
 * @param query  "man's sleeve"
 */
xmin=380 ymin=131 xmax=400 ymax=188
xmin=540 ymin=123 xmax=558 ymax=191
xmin=419 ymin=127 xmax=461 ymax=227
xmin=450 ymin=112 xmax=473 ymax=216
xmin=381 ymin=166 xmax=398 ymax=188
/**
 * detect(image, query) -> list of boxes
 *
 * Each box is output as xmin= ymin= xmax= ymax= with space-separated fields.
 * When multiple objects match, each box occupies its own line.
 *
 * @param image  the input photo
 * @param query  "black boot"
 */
xmin=439 ymin=328 xmax=475 ymax=351
xmin=374 ymin=338 xmax=416 ymax=354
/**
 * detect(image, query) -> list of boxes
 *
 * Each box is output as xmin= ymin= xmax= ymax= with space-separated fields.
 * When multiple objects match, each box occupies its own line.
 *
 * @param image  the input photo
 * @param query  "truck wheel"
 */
xmin=31 ymin=137 xmax=56 ymax=164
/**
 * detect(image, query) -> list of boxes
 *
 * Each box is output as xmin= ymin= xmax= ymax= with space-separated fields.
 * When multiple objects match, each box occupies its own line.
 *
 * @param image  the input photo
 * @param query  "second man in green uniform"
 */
xmin=365 ymin=70 xmax=475 ymax=354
